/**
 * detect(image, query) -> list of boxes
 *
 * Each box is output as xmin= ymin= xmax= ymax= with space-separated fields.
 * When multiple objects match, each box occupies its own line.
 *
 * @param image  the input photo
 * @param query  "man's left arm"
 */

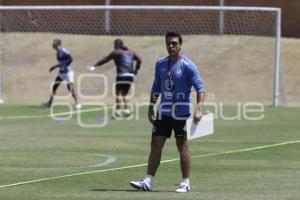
xmin=187 ymin=63 xmax=205 ymax=123
xmin=194 ymin=92 xmax=205 ymax=123
xmin=133 ymin=52 xmax=141 ymax=75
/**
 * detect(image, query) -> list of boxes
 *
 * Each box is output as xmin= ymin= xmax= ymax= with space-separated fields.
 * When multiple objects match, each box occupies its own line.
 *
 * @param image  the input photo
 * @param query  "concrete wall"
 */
xmin=1 ymin=0 xmax=300 ymax=37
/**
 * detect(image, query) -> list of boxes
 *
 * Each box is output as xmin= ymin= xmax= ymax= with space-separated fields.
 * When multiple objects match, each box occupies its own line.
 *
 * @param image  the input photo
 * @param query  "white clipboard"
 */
xmin=185 ymin=113 xmax=214 ymax=140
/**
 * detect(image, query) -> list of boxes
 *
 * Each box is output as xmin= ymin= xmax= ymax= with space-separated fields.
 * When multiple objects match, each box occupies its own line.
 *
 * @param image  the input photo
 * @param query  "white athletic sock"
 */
xmin=182 ymin=178 xmax=190 ymax=186
xmin=144 ymin=174 xmax=154 ymax=185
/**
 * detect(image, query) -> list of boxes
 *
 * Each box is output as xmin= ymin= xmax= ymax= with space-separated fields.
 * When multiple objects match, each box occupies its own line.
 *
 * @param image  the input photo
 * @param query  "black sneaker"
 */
xmin=41 ymin=101 xmax=51 ymax=108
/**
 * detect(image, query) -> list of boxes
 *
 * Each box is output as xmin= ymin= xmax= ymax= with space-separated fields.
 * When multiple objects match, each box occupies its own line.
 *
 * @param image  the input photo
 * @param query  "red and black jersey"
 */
xmin=95 ymin=47 xmax=141 ymax=76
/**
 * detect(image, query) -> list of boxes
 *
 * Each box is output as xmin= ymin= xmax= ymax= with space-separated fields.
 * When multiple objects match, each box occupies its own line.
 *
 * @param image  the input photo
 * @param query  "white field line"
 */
xmin=89 ymin=154 xmax=117 ymax=168
xmin=1 ymin=154 xmax=117 ymax=171
xmin=0 ymin=140 xmax=299 ymax=188
xmin=0 ymin=106 xmax=113 ymax=120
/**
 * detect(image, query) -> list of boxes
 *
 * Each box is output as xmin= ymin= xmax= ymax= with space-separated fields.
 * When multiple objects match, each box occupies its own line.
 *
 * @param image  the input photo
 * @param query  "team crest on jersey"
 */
xmin=176 ymin=69 xmax=182 ymax=76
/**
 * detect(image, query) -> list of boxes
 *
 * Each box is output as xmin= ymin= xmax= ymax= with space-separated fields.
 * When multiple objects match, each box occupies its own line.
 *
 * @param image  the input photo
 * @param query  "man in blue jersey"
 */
xmin=87 ymin=39 xmax=141 ymax=117
xmin=130 ymin=32 xmax=205 ymax=193
xmin=42 ymin=39 xmax=79 ymax=108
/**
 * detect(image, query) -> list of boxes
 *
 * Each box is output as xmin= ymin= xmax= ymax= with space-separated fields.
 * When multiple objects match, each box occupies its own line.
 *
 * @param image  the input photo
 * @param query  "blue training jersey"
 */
xmin=151 ymin=55 xmax=205 ymax=117
xmin=57 ymin=47 xmax=73 ymax=73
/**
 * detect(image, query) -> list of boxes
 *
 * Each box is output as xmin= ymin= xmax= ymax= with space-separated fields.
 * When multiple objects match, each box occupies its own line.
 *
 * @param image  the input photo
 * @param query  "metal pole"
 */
xmin=219 ymin=0 xmax=224 ymax=35
xmin=273 ymin=9 xmax=282 ymax=107
xmin=0 ymin=8 xmax=3 ymax=103
xmin=104 ymin=0 xmax=110 ymax=34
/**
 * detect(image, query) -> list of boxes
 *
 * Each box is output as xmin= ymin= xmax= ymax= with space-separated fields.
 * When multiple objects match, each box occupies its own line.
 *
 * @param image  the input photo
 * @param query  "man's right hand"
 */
xmin=148 ymin=106 xmax=155 ymax=124
xmin=87 ymin=65 xmax=96 ymax=72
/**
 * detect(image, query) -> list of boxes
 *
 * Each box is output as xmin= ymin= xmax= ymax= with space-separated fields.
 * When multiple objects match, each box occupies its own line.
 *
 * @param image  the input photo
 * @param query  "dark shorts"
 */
xmin=152 ymin=115 xmax=188 ymax=139
xmin=116 ymin=76 xmax=134 ymax=95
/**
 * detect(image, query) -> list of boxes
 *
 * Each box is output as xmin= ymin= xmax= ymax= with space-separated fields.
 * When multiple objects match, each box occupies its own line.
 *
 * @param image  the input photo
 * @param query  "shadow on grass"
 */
xmin=90 ymin=188 xmax=176 ymax=193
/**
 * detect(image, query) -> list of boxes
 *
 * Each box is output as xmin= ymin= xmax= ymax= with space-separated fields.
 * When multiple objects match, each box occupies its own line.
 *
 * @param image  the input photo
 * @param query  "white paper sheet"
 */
xmin=185 ymin=113 xmax=214 ymax=140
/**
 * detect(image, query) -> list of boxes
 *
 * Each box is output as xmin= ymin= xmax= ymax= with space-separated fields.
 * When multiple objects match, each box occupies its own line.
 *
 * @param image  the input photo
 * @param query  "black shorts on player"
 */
xmin=115 ymin=76 xmax=133 ymax=95
xmin=152 ymin=115 xmax=189 ymax=139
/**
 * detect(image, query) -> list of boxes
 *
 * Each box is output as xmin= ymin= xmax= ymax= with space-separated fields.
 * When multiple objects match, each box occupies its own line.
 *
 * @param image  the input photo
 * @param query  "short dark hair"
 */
xmin=114 ymin=39 xmax=124 ymax=47
xmin=165 ymin=32 xmax=183 ymax=44
xmin=53 ymin=39 xmax=61 ymax=46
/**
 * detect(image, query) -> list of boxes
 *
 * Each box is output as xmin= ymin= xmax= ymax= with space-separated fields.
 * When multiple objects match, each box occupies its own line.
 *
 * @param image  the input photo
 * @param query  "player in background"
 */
xmin=130 ymin=32 xmax=205 ymax=193
xmin=87 ymin=39 xmax=141 ymax=117
xmin=42 ymin=39 xmax=80 ymax=109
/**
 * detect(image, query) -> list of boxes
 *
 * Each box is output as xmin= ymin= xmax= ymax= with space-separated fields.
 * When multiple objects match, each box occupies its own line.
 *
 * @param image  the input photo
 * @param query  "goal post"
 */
xmin=0 ymin=5 xmax=282 ymax=106
xmin=274 ymin=9 xmax=282 ymax=107
xmin=0 ymin=9 xmax=3 ymax=104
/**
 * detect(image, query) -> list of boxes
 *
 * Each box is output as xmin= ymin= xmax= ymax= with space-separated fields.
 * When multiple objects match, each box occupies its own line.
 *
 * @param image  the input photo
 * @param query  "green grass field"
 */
xmin=0 ymin=104 xmax=299 ymax=200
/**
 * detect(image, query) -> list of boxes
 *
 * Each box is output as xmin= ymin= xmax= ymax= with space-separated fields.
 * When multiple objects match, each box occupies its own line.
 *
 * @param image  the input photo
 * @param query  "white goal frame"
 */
xmin=0 ymin=5 xmax=281 ymax=106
